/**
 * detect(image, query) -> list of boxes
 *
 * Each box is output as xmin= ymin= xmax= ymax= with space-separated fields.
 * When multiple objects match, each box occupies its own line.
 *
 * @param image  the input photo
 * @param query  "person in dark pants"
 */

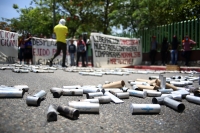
xmin=170 ymin=35 xmax=180 ymax=65
xmin=83 ymin=33 xmax=89 ymax=66
xmin=19 ymin=35 xmax=25 ymax=64
xmin=49 ymin=19 xmax=68 ymax=67
xmin=182 ymin=35 xmax=196 ymax=66
xmin=149 ymin=36 xmax=158 ymax=65
xmin=161 ymin=37 xmax=169 ymax=66
xmin=76 ymin=35 xmax=86 ymax=67
xmin=68 ymin=38 xmax=76 ymax=66
xmin=24 ymin=33 xmax=33 ymax=65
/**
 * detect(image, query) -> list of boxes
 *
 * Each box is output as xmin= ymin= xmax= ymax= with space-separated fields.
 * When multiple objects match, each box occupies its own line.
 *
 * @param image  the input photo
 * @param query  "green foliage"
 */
xmin=4 ymin=0 xmax=200 ymax=37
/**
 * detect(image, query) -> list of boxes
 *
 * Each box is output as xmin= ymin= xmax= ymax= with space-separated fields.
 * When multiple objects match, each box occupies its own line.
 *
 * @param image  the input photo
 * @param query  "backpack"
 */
xmin=77 ymin=41 xmax=85 ymax=52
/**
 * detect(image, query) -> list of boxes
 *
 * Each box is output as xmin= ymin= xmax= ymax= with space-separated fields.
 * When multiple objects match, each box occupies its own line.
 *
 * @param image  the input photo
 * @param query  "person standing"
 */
xmin=49 ymin=19 xmax=68 ymax=67
xmin=19 ymin=35 xmax=25 ymax=64
xmin=24 ymin=33 xmax=33 ymax=65
xmin=182 ymin=35 xmax=196 ymax=66
xmin=160 ymin=37 xmax=169 ymax=66
xmin=76 ymin=35 xmax=86 ymax=67
xmin=149 ymin=36 xmax=158 ymax=65
xmin=83 ymin=33 xmax=89 ymax=66
xmin=68 ymin=38 xmax=76 ymax=66
xmin=170 ymin=35 xmax=180 ymax=65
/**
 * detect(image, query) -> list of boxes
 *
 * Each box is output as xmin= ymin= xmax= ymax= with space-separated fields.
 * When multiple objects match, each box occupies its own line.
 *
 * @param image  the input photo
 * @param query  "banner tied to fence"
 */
xmin=90 ymin=33 xmax=142 ymax=68
xmin=0 ymin=30 xmax=18 ymax=63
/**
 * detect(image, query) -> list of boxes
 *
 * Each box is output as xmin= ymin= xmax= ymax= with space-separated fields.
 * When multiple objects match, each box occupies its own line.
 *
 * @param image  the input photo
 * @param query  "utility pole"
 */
xmin=52 ymin=0 xmax=56 ymax=38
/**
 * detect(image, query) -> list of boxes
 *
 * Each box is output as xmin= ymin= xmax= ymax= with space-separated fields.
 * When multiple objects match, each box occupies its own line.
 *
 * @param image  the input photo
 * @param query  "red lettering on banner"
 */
xmin=120 ymin=52 xmax=133 ymax=58
xmin=134 ymin=52 xmax=140 ymax=57
xmin=109 ymin=58 xmax=133 ymax=65
xmin=33 ymin=48 xmax=35 ymax=55
xmin=52 ymin=49 xmax=57 ymax=55
xmin=120 ymin=40 xmax=139 ymax=45
xmin=110 ymin=58 xmax=116 ymax=64
xmin=34 ymin=48 xmax=50 ymax=56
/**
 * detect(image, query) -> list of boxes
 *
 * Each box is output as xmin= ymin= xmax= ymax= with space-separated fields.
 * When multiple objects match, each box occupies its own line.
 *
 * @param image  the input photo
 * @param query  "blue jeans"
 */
xmin=69 ymin=53 xmax=75 ymax=66
xmin=171 ymin=50 xmax=178 ymax=65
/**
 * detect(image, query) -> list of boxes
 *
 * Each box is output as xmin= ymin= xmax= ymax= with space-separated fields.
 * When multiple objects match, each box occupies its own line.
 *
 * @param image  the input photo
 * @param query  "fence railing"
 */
xmin=138 ymin=18 xmax=200 ymax=53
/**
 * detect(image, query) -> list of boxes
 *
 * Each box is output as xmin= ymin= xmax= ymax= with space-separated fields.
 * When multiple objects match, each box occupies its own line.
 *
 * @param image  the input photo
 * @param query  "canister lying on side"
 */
xmin=26 ymin=90 xmax=47 ymax=106
xmin=68 ymin=101 xmax=99 ymax=113
xmin=94 ymin=96 xmax=111 ymax=104
xmin=130 ymin=104 xmax=161 ymax=114
xmin=163 ymin=97 xmax=185 ymax=112
xmin=186 ymin=95 xmax=200 ymax=105
xmin=0 ymin=90 xmax=23 ymax=98
xmin=128 ymin=89 xmax=147 ymax=98
xmin=62 ymin=89 xmax=83 ymax=96
xmin=57 ymin=105 xmax=80 ymax=119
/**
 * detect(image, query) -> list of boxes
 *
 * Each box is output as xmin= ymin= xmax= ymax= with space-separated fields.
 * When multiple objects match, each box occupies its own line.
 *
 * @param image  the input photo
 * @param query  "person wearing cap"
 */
xmin=182 ymin=35 xmax=196 ymax=66
xmin=68 ymin=38 xmax=76 ymax=66
xmin=49 ymin=19 xmax=68 ymax=67
xmin=170 ymin=35 xmax=180 ymax=65
xmin=149 ymin=36 xmax=158 ymax=65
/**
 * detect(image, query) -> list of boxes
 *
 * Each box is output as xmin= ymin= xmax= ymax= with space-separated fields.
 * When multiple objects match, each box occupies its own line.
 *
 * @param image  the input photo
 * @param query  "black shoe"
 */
xmin=49 ymin=60 xmax=53 ymax=67
xmin=62 ymin=65 xmax=68 ymax=67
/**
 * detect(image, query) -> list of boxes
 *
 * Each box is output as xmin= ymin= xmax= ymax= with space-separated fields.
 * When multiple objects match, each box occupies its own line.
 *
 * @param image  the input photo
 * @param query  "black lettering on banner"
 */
xmin=0 ymin=30 xmax=3 ymax=38
xmin=6 ymin=56 xmax=15 ymax=63
xmin=92 ymin=35 xmax=119 ymax=44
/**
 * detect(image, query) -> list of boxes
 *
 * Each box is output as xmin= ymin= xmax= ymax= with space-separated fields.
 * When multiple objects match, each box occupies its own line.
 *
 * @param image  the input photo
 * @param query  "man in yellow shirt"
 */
xmin=49 ymin=19 xmax=68 ymax=67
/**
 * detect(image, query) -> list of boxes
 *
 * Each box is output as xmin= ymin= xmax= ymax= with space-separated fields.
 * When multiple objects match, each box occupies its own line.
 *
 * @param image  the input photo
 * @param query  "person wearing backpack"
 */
xmin=68 ymin=38 xmax=76 ymax=66
xmin=76 ymin=35 xmax=86 ymax=67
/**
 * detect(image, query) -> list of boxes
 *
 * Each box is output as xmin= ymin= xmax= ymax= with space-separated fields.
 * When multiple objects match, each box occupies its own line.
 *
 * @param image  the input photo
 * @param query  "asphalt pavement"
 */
xmin=0 ymin=64 xmax=200 ymax=133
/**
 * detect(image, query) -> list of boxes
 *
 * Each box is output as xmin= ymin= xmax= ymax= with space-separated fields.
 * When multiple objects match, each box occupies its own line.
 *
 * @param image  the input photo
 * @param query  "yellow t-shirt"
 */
xmin=54 ymin=24 xmax=68 ymax=43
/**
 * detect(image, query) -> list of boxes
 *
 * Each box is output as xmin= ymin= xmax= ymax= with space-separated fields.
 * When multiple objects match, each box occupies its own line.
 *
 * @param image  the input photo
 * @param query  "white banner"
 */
xmin=32 ymin=37 xmax=68 ymax=65
xmin=0 ymin=30 xmax=18 ymax=63
xmin=90 ymin=33 xmax=142 ymax=68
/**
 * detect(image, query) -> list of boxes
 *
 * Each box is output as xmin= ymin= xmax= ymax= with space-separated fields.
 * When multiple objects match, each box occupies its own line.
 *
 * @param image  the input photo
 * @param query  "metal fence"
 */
xmin=138 ymin=18 xmax=200 ymax=53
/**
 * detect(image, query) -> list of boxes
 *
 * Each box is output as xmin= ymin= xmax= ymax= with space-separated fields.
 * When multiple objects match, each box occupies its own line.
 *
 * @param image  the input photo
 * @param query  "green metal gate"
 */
xmin=138 ymin=18 xmax=200 ymax=53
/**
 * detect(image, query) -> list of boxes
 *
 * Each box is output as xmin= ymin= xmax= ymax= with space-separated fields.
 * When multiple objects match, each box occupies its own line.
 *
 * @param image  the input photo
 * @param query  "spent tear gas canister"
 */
xmin=115 ymin=92 xmax=129 ymax=99
xmin=26 ymin=96 xmax=40 ymax=106
xmin=104 ymin=91 xmax=124 ymax=103
xmin=136 ymin=85 xmax=157 ymax=91
xmin=149 ymin=76 xmax=159 ymax=80
xmin=102 ymin=80 xmax=125 ymax=88
xmin=158 ymin=89 xmax=173 ymax=94
xmin=161 ymin=77 xmax=166 ymax=90
xmin=33 ymin=90 xmax=47 ymax=99
xmin=86 ymin=92 xmax=103 ymax=99
xmin=156 ymin=80 xmax=177 ymax=90
xmin=161 ymin=94 xmax=182 ymax=101
xmin=63 ymin=85 xmax=81 ymax=89
xmin=132 ymin=85 xmax=139 ymax=90
xmin=94 ymin=96 xmax=111 ymax=104
xmin=0 ymin=86 xmax=23 ymax=91
xmin=79 ymin=99 xmax=99 ymax=103
xmin=47 ymin=104 xmax=58 ymax=122
xmin=186 ymin=95 xmax=200 ymax=105
xmin=105 ymin=81 xmax=111 ymax=84
xmin=152 ymin=95 xmax=173 ymax=104
xmin=82 ymin=87 xmax=100 ymax=94
xmin=57 ymin=105 xmax=80 ymax=119
xmin=109 ymin=90 xmax=123 ymax=95
xmin=130 ymin=81 xmax=149 ymax=86
xmin=26 ymin=90 xmax=47 ymax=106
xmin=163 ymin=97 xmax=185 ymax=112
xmin=50 ymin=87 xmax=63 ymax=98
xmin=13 ymin=85 xmax=29 ymax=92
xmin=128 ymin=89 xmax=147 ymax=98
xmin=130 ymin=104 xmax=161 ymax=114
xmin=170 ymin=81 xmax=186 ymax=87
xmin=68 ymin=101 xmax=100 ymax=113
xmin=146 ymin=90 xmax=162 ymax=97
xmin=0 ymin=90 xmax=23 ymax=98
xmin=171 ymin=89 xmax=190 ymax=98
xmin=121 ymin=87 xmax=129 ymax=92
xmin=62 ymin=89 xmax=83 ymax=96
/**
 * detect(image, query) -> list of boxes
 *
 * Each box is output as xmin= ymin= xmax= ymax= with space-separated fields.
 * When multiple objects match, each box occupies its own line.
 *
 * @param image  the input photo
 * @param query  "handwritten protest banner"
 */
xmin=90 ymin=33 xmax=142 ymax=68
xmin=0 ymin=30 xmax=18 ymax=63
xmin=32 ymin=37 xmax=71 ymax=65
